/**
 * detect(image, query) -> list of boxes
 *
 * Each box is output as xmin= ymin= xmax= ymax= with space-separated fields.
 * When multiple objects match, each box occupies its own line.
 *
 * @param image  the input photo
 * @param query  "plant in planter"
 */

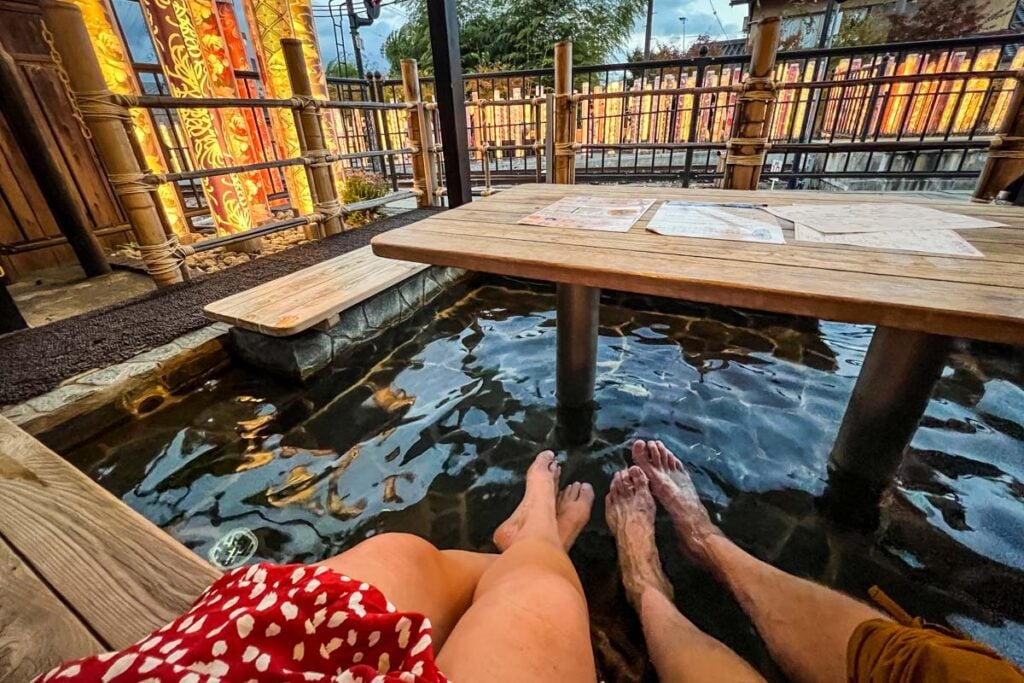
xmin=342 ymin=172 xmax=390 ymax=227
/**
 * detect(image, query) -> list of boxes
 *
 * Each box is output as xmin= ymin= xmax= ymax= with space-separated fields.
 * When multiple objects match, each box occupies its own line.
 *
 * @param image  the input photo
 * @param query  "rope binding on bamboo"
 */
xmin=303 ymin=148 xmax=331 ymax=169
xmin=725 ymin=137 xmax=772 ymax=167
xmin=138 ymin=234 xmax=189 ymax=278
xmin=290 ymin=95 xmax=319 ymax=110
xmin=107 ymin=172 xmax=154 ymax=196
xmin=314 ymin=198 xmax=343 ymax=221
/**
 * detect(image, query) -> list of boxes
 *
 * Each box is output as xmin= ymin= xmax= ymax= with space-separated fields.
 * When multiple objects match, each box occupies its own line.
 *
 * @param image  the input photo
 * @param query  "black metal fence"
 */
xmin=334 ymin=33 xmax=1023 ymax=193
xmin=131 ymin=32 xmax=1023 ymax=214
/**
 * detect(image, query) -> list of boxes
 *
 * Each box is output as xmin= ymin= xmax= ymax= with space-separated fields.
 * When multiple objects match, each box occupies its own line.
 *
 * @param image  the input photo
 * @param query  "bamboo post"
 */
xmin=553 ymin=41 xmax=575 ymax=184
xmin=0 ymin=45 xmax=111 ymax=278
xmin=41 ymin=0 xmax=183 ymax=286
xmin=973 ymin=70 xmax=1024 ymax=203
xmin=722 ymin=17 xmax=781 ymax=191
xmin=401 ymin=59 xmax=436 ymax=208
xmin=282 ymin=38 xmax=343 ymax=236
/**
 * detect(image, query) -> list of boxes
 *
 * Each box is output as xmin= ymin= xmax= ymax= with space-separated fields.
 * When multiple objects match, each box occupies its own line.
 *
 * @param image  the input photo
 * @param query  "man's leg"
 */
xmin=634 ymin=440 xmax=888 ymax=683
xmin=436 ymin=451 xmax=597 ymax=683
xmin=607 ymin=465 xmax=766 ymax=683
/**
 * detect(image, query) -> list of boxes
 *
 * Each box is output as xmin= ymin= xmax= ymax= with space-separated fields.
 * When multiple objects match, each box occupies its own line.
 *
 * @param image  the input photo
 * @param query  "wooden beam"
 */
xmin=0 ymin=415 xmax=220 ymax=649
xmin=425 ymin=0 xmax=471 ymax=207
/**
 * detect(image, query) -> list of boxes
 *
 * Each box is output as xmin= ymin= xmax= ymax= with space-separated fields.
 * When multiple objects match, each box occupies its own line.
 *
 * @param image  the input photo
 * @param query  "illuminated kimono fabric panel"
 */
xmin=187 ymin=0 xmax=271 ymax=222
xmin=70 ymin=0 xmax=190 ymax=237
xmin=243 ymin=0 xmax=314 ymax=215
xmin=138 ymin=0 xmax=255 ymax=234
xmin=216 ymin=0 xmax=285 ymax=206
xmin=288 ymin=0 xmax=349 ymax=185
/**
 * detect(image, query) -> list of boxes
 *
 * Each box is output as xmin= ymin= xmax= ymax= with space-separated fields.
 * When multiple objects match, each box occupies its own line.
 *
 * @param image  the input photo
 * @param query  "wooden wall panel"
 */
xmin=0 ymin=0 xmax=129 ymax=281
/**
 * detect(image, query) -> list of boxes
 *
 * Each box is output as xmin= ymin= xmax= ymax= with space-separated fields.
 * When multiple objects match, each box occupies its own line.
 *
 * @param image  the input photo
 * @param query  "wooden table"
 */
xmin=373 ymin=184 xmax=1024 ymax=515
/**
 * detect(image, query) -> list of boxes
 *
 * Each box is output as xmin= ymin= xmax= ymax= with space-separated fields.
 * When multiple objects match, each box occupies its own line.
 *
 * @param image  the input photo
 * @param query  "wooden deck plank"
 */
xmin=204 ymin=246 xmax=428 ymax=336
xmin=0 ymin=535 xmax=104 ymax=682
xmin=0 ymin=416 xmax=220 ymax=650
xmin=372 ymin=184 xmax=1024 ymax=345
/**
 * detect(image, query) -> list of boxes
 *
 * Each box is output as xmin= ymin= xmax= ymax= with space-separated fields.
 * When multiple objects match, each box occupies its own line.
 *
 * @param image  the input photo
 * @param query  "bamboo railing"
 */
xmin=41 ymin=0 xmax=440 ymax=287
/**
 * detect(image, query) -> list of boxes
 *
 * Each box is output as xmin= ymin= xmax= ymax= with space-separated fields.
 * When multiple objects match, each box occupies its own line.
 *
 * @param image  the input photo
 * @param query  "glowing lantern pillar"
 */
xmin=187 ymin=0 xmax=272 ymax=222
xmin=137 ymin=0 xmax=255 ymax=235
xmin=242 ymin=0 xmax=314 ymax=215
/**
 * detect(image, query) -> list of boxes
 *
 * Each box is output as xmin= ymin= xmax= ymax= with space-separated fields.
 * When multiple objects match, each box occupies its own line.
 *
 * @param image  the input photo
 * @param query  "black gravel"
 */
xmin=0 ymin=209 xmax=442 ymax=405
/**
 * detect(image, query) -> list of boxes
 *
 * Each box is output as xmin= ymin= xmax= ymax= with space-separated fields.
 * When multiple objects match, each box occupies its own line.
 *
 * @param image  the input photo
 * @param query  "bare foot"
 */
xmin=493 ymin=451 xmax=561 ymax=551
xmin=605 ymin=466 xmax=674 ymax=611
xmin=631 ymin=439 xmax=722 ymax=570
xmin=556 ymin=482 xmax=595 ymax=550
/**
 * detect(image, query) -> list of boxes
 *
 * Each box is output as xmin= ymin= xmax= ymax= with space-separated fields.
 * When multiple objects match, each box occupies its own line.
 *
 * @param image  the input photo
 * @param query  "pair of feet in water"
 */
xmin=493 ymin=439 xmax=721 ymax=611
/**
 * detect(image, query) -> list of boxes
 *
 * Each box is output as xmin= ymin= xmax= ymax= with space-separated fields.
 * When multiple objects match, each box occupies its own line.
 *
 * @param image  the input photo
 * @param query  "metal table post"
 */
xmin=556 ymin=283 xmax=600 ymax=445
xmin=823 ymin=326 xmax=952 ymax=527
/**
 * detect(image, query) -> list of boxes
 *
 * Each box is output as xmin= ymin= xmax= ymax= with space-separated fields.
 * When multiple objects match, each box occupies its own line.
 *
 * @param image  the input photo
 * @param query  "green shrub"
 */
xmin=342 ymin=172 xmax=390 ymax=227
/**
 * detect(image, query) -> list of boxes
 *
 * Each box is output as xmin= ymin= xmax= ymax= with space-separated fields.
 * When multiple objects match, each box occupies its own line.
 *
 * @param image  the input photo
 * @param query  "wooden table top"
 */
xmin=371 ymin=184 xmax=1024 ymax=345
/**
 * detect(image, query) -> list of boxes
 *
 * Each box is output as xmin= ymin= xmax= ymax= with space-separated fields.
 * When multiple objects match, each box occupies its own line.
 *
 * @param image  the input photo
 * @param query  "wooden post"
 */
xmin=424 ymin=0 xmax=471 ymax=207
xmin=973 ymin=70 xmax=1024 ymax=203
xmin=281 ymin=38 xmax=343 ymax=236
xmin=722 ymin=17 xmax=781 ymax=191
xmin=40 ymin=0 xmax=183 ymax=287
xmin=0 ymin=45 xmax=111 ymax=278
xmin=553 ymin=41 xmax=575 ymax=185
xmin=0 ymin=267 xmax=27 ymax=334
xmin=401 ymin=59 xmax=436 ymax=208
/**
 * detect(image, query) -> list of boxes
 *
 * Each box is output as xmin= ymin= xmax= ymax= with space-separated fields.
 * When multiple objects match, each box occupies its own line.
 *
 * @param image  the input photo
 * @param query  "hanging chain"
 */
xmin=39 ymin=19 xmax=92 ymax=140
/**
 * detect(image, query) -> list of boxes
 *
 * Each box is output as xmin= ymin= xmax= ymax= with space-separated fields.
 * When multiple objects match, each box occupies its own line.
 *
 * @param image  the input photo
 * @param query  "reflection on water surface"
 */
xmin=69 ymin=283 xmax=1024 ymax=680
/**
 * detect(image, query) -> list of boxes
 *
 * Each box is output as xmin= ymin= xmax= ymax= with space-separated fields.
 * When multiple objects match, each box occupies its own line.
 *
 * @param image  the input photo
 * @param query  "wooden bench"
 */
xmin=203 ymin=246 xmax=428 ymax=337
xmin=0 ymin=415 xmax=220 ymax=681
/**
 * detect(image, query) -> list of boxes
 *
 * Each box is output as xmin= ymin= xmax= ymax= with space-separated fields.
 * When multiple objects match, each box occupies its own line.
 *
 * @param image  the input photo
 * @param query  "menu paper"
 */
xmin=794 ymin=224 xmax=984 ymax=257
xmin=646 ymin=202 xmax=786 ymax=244
xmin=518 ymin=196 xmax=656 ymax=232
xmin=763 ymin=202 xmax=1005 ymax=234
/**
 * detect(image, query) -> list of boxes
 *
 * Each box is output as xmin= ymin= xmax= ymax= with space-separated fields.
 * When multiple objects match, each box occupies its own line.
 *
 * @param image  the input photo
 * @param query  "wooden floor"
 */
xmin=372 ymin=184 xmax=1024 ymax=345
xmin=203 ymin=246 xmax=428 ymax=336
xmin=0 ymin=415 xmax=220 ymax=682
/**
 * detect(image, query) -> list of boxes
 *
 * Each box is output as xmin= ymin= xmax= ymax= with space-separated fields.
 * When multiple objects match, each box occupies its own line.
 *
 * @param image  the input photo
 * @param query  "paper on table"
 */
xmin=794 ymin=224 xmax=984 ymax=257
xmin=518 ymin=196 xmax=655 ymax=232
xmin=646 ymin=202 xmax=786 ymax=244
xmin=764 ymin=202 xmax=1006 ymax=234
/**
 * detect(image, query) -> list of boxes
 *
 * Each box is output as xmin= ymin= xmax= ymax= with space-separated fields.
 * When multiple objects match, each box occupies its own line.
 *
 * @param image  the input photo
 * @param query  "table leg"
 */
xmin=556 ymin=284 xmax=600 ymax=445
xmin=823 ymin=326 xmax=951 ymax=527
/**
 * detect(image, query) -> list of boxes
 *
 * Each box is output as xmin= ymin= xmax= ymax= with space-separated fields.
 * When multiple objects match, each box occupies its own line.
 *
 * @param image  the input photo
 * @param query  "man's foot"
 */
xmin=631 ymin=439 xmax=722 ymax=570
xmin=606 ymin=466 xmax=674 ymax=611
xmin=493 ymin=451 xmax=561 ymax=552
xmin=556 ymin=482 xmax=595 ymax=550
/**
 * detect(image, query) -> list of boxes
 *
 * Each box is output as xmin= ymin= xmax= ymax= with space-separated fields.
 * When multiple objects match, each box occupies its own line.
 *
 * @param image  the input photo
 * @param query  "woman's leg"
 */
xmin=436 ymin=451 xmax=597 ymax=683
xmin=607 ymin=465 xmax=765 ymax=683
xmin=634 ymin=439 xmax=887 ymax=683
xmin=318 ymin=533 xmax=494 ymax=648
xmin=318 ymin=477 xmax=595 ymax=651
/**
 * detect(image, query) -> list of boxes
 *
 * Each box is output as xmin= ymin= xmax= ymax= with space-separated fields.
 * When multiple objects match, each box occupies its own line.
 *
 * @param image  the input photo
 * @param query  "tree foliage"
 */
xmin=383 ymin=0 xmax=646 ymax=75
xmin=886 ymin=0 xmax=1001 ymax=42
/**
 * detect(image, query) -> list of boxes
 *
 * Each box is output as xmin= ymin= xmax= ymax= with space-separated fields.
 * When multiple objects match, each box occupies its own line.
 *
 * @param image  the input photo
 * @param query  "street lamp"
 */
xmin=679 ymin=16 xmax=687 ymax=50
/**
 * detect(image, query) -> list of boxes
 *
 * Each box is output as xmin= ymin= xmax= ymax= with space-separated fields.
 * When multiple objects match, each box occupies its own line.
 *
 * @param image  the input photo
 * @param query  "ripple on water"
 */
xmin=67 ymin=283 xmax=1024 ymax=680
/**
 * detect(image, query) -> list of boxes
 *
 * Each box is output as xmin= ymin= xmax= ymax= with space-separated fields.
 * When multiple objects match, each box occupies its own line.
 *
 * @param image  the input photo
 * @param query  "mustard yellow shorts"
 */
xmin=847 ymin=588 xmax=1024 ymax=682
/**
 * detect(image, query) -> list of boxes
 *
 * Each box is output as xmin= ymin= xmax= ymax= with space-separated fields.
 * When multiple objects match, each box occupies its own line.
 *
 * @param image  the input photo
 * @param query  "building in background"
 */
xmin=730 ymin=0 xmax=1023 ymax=49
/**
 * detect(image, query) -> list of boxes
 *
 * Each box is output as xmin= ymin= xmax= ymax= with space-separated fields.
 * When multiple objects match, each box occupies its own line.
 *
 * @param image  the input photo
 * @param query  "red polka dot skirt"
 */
xmin=34 ymin=563 xmax=448 ymax=683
